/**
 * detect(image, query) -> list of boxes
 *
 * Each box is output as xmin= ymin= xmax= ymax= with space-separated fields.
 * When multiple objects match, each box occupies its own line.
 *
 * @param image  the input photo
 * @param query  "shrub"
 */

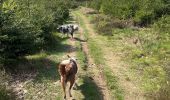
xmin=92 ymin=14 xmax=133 ymax=35
xmin=87 ymin=0 xmax=169 ymax=26
xmin=154 ymin=15 xmax=170 ymax=34
xmin=0 ymin=0 xmax=71 ymax=68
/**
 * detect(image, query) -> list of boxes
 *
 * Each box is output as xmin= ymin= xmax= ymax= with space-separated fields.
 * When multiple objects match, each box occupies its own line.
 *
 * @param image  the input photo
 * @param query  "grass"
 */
xmin=87 ymin=10 xmax=170 ymax=99
xmin=76 ymin=41 xmax=88 ymax=70
xmin=74 ymin=9 xmax=124 ymax=100
xmin=0 ymin=70 xmax=14 ymax=100
xmin=75 ymin=7 xmax=170 ymax=100
xmin=0 ymin=86 xmax=13 ymax=100
xmin=88 ymin=39 xmax=124 ymax=100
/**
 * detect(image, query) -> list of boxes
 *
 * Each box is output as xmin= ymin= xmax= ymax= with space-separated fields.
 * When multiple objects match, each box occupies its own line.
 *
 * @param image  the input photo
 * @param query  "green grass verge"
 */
xmin=88 ymin=39 xmax=124 ymax=100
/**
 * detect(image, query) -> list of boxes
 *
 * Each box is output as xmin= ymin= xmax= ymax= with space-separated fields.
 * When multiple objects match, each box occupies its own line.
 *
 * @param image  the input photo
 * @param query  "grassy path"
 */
xmin=71 ymin=10 xmax=106 ymax=100
xmin=73 ymin=12 xmax=113 ymax=100
xmin=73 ymin=8 xmax=121 ymax=100
xmin=5 ymin=7 xmax=145 ymax=100
xmin=73 ymin=7 xmax=146 ymax=100
xmin=73 ymin=19 xmax=112 ymax=100
xmin=2 ymin=7 xmax=168 ymax=100
xmin=6 ymin=8 xmax=106 ymax=100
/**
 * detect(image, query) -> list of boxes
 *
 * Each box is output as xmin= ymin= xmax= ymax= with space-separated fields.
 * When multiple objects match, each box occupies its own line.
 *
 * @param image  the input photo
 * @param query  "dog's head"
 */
xmin=57 ymin=26 xmax=62 ymax=32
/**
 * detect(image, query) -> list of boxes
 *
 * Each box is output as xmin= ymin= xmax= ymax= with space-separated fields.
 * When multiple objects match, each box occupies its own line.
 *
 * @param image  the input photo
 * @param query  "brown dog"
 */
xmin=58 ymin=55 xmax=78 ymax=99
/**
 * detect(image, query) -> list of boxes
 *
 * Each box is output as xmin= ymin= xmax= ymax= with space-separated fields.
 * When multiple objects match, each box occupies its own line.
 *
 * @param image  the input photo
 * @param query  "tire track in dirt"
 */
xmin=76 ymin=13 xmax=112 ymax=100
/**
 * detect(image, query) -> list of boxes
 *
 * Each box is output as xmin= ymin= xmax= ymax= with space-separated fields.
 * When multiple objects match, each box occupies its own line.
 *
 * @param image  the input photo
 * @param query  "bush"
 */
xmin=87 ymin=0 xmax=169 ymax=26
xmin=91 ymin=14 xmax=133 ymax=35
xmin=0 ymin=0 xmax=71 ymax=68
xmin=154 ymin=15 xmax=170 ymax=34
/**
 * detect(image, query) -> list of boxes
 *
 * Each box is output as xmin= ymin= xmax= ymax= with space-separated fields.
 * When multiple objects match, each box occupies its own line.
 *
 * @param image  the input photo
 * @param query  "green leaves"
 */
xmin=2 ymin=0 xmax=16 ymax=11
xmin=88 ymin=0 xmax=169 ymax=26
xmin=0 ymin=0 xmax=72 ymax=67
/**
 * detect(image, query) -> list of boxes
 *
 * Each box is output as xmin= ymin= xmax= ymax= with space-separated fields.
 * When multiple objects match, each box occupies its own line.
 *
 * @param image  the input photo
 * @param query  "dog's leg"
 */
xmin=70 ymin=32 xmax=74 ymax=40
xmin=69 ymin=76 xmax=75 ymax=97
xmin=61 ymin=76 xmax=66 ymax=99
xmin=62 ymin=33 xmax=64 ymax=38
xmin=67 ymin=32 xmax=69 ymax=37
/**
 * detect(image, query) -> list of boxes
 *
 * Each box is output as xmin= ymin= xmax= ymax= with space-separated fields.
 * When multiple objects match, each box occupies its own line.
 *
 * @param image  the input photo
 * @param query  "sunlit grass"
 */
xmin=105 ymin=23 xmax=170 ymax=99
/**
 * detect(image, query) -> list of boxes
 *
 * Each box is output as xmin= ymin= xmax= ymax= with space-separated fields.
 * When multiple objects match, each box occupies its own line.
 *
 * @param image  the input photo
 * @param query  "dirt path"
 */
xmin=79 ymin=27 xmax=111 ymax=100
xmin=73 ymin=9 xmax=112 ymax=100
xmin=77 ymin=7 xmax=146 ymax=100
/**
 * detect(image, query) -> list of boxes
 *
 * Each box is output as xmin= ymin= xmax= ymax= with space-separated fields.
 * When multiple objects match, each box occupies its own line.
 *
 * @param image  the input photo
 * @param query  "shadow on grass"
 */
xmin=4 ymin=57 xmax=60 ymax=99
xmin=29 ymin=58 xmax=60 ymax=83
xmin=76 ymin=76 xmax=103 ymax=100
xmin=5 ymin=33 xmax=76 ymax=85
xmin=74 ymin=37 xmax=87 ymax=42
xmin=6 ymin=31 xmax=81 ymax=84
xmin=8 ymin=57 xmax=60 ymax=83
xmin=8 ymin=34 xmax=70 ymax=83
xmin=45 ymin=34 xmax=78 ymax=55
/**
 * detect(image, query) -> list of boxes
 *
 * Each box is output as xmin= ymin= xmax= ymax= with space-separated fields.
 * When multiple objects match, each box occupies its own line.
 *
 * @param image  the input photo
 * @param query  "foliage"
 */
xmin=0 ymin=0 xmax=72 ymax=67
xmin=91 ymin=14 xmax=133 ymax=35
xmin=154 ymin=15 xmax=170 ymax=34
xmin=87 ymin=0 xmax=170 ymax=26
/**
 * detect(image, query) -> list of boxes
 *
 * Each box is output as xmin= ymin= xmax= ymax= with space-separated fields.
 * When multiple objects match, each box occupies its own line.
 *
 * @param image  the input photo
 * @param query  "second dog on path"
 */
xmin=57 ymin=24 xmax=79 ymax=39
